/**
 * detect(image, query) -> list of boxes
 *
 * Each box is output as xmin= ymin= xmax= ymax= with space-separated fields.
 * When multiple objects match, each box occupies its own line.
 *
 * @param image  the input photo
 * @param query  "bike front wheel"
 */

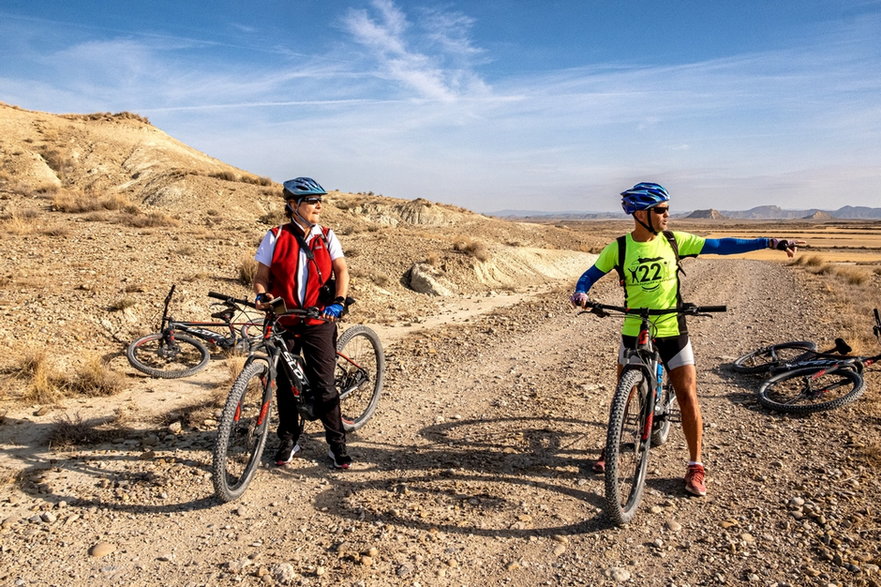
xmin=336 ymin=325 xmax=385 ymax=432
xmin=732 ymin=341 xmax=817 ymax=375
xmin=126 ymin=332 xmax=210 ymax=378
xmin=212 ymin=360 xmax=273 ymax=502
xmin=651 ymin=381 xmax=677 ymax=447
xmin=757 ymin=365 xmax=865 ymax=414
xmin=604 ymin=368 xmax=652 ymax=526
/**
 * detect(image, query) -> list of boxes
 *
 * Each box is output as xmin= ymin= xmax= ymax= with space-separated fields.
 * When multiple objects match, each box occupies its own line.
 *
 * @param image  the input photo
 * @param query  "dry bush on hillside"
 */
xmin=239 ymin=256 xmax=258 ymax=286
xmin=52 ymin=191 xmax=130 ymax=213
xmin=119 ymin=211 xmax=179 ymax=228
xmin=453 ymin=238 xmax=490 ymax=262
xmin=108 ymin=297 xmax=137 ymax=311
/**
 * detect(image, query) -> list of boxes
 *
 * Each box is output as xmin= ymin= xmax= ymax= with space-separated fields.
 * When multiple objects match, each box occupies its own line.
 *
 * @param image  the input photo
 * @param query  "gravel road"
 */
xmin=1 ymin=259 xmax=879 ymax=586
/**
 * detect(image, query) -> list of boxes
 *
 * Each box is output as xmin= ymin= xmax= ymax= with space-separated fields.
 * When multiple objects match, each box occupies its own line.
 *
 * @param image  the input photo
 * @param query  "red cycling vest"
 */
xmin=267 ymin=223 xmax=333 ymax=325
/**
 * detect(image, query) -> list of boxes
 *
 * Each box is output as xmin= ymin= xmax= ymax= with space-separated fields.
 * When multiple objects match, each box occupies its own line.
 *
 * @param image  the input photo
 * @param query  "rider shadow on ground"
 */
xmin=282 ymin=415 xmax=625 ymax=537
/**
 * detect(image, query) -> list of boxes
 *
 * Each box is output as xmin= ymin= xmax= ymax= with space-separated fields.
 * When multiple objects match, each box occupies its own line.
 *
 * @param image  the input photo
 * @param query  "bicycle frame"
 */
xmin=155 ymin=285 xmax=261 ymax=350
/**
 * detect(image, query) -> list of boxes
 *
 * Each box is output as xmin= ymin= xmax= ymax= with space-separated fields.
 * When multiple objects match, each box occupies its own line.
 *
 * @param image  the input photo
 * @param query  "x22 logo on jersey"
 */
xmin=625 ymin=256 xmax=673 ymax=291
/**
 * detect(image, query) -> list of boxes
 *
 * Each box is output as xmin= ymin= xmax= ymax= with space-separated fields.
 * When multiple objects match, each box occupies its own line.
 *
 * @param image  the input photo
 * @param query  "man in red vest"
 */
xmin=252 ymin=177 xmax=352 ymax=469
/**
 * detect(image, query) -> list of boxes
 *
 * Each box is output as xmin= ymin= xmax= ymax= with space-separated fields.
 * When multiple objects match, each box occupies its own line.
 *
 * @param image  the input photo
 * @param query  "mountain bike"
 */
xmin=580 ymin=300 xmax=726 ymax=526
xmin=748 ymin=308 xmax=881 ymax=414
xmin=126 ymin=285 xmax=263 ymax=378
xmin=211 ymin=297 xmax=384 ymax=502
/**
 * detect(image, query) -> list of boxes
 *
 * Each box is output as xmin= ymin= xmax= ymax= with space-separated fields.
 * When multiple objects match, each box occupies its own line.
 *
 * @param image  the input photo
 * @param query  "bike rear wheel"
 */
xmin=757 ymin=365 xmax=865 ymax=414
xmin=126 ymin=332 xmax=210 ymax=378
xmin=212 ymin=360 xmax=273 ymax=501
xmin=732 ymin=341 xmax=817 ymax=375
xmin=604 ymin=368 xmax=652 ymax=526
xmin=336 ymin=325 xmax=385 ymax=432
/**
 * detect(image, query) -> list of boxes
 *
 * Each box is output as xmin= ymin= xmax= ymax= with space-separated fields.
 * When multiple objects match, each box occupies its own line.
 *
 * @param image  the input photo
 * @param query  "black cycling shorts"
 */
xmin=619 ymin=333 xmax=694 ymax=371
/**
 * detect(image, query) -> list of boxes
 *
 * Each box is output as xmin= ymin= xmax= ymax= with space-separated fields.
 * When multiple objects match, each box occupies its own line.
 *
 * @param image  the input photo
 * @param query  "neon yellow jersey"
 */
xmin=595 ymin=231 xmax=705 ymax=337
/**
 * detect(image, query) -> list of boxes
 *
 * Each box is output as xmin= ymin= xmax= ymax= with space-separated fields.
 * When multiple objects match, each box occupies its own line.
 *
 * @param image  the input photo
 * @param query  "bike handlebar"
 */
xmin=208 ymin=291 xmax=257 ymax=309
xmin=580 ymin=301 xmax=727 ymax=317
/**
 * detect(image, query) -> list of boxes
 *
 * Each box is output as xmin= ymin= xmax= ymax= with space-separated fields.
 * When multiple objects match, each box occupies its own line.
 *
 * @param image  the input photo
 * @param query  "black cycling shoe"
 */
xmin=274 ymin=438 xmax=301 ymax=465
xmin=327 ymin=445 xmax=352 ymax=470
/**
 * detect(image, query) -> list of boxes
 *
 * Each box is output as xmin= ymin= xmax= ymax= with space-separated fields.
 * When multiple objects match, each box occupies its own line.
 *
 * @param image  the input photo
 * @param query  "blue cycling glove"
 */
xmin=322 ymin=303 xmax=344 ymax=320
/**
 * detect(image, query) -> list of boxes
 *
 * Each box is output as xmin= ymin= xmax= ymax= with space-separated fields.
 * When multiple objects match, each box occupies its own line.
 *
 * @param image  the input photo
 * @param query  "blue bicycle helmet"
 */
xmin=620 ymin=182 xmax=670 ymax=214
xmin=282 ymin=177 xmax=327 ymax=201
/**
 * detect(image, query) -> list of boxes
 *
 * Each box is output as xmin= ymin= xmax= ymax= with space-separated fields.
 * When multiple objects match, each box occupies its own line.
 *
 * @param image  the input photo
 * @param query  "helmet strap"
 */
xmin=634 ymin=212 xmax=659 ymax=235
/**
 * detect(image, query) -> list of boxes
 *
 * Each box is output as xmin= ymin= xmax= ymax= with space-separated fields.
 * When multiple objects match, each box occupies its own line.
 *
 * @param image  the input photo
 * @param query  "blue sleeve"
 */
xmin=700 ymin=238 xmax=770 ymax=255
xmin=575 ymin=265 xmax=608 ymax=293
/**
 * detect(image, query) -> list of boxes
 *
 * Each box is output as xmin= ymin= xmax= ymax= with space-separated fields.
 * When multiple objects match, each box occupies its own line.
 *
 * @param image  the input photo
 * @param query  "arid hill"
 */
xmin=0 ymin=102 xmax=598 ymax=378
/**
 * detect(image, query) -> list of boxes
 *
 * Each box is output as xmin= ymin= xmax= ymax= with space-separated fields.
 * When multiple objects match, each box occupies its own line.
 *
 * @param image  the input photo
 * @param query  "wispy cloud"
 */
xmin=341 ymin=0 xmax=487 ymax=101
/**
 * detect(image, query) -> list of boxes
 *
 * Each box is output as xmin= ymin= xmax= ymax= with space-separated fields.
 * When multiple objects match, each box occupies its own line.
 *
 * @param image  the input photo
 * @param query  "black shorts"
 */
xmin=619 ymin=333 xmax=694 ymax=370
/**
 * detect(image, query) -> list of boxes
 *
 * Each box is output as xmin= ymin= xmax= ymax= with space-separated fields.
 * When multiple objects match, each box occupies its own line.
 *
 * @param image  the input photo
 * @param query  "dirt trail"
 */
xmin=1 ymin=259 xmax=879 ymax=586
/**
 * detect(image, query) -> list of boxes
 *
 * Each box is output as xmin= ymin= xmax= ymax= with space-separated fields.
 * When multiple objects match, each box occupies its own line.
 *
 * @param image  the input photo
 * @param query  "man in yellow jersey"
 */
xmin=570 ymin=182 xmax=804 ymax=496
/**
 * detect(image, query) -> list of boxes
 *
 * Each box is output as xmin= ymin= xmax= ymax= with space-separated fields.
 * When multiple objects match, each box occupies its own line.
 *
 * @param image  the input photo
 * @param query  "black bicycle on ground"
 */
xmin=211 ymin=297 xmax=384 ymax=502
xmin=126 ymin=285 xmax=263 ymax=378
xmin=733 ymin=308 xmax=881 ymax=414
xmin=580 ymin=300 xmax=726 ymax=525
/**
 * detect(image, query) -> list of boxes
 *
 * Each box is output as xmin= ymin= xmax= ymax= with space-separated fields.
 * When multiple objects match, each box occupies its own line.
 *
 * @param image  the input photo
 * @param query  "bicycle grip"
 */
xmin=700 ymin=305 xmax=727 ymax=313
xmin=207 ymin=291 xmax=229 ymax=301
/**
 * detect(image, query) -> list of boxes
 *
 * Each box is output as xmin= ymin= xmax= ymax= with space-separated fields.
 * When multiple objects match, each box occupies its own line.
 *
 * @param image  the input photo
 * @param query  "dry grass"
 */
xmin=52 ymin=191 xmax=130 ymax=213
xmin=118 ymin=211 xmax=179 ymax=228
xmin=239 ymin=255 xmax=258 ymax=286
xmin=47 ymin=413 xmax=118 ymax=449
xmin=453 ymin=238 xmax=490 ymax=262
xmin=12 ymin=352 xmax=124 ymax=402
xmin=108 ymin=296 xmax=137 ymax=311
xmin=65 ymin=356 xmax=125 ymax=397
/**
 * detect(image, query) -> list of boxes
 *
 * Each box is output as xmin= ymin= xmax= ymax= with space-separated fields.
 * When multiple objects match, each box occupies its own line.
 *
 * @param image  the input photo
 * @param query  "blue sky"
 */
xmin=1 ymin=1 xmax=879 ymax=213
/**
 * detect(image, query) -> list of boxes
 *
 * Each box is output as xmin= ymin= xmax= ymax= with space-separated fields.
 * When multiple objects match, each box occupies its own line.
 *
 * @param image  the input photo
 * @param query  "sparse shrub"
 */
xmin=65 ymin=356 xmax=124 ymax=397
xmin=119 ymin=211 xmax=178 ymax=228
xmin=834 ymin=266 xmax=869 ymax=286
xmin=1 ymin=211 xmax=36 ymax=235
xmin=258 ymin=210 xmax=283 ymax=225
xmin=18 ymin=351 xmax=60 ymax=404
xmin=239 ymin=175 xmax=273 ymax=186
xmin=174 ymin=245 xmax=197 ymax=257
xmin=52 ymin=191 xmax=131 ymax=213
xmin=453 ymin=238 xmax=490 ymax=262
xmin=239 ymin=256 xmax=258 ymax=286
xmin=40 ymin=148 xmax=74 ymax=182
xmin=108 ymin=297 xmax=137 ymax=311
xmin=47 ymin=413 xmax=117 ymax=449
xmin=211 ymin=171 xmax=238 ymax=182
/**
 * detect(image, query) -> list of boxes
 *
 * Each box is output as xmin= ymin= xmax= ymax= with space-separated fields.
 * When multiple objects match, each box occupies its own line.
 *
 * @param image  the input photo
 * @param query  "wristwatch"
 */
xmin=333 ymin=296 xmax=346 ymax=305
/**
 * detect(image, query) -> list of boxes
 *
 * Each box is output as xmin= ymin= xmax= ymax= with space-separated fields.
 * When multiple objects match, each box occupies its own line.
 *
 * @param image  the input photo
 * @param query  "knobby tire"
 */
xmin=212 ymin=360 xmax=273 ymax=502
xmin=336 ymin=325 xmax=385 ymax=432
xmin=651 ymin=381 xmax=676 ymax=447
xmin=757 ymin=365 xmax=865 ymax=414
xmin=126 ymin=332 xmax=210 ymax=378
xmin=732 ymin=341 xmax=817 ymax=375
xmin=604 ymin=368 xmax=652 ymax=526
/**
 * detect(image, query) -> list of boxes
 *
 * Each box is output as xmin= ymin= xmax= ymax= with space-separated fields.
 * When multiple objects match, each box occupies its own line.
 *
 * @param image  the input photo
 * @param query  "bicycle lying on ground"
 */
xmin=126 ymin=285 xmax=263 ymax=378
xmin=579 ymin=300 xmax=726 ymax=525
xmin=212 ymin=297 xmax=384 ymax=502
xmin=733 ymin=308 xmax=881 ymax=414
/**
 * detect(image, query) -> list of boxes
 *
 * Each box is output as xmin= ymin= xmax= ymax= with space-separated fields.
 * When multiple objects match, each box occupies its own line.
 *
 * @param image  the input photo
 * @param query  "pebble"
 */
xmin=665 ymin=520 xmax=682 ymax=532
xmin=89 ymin=542 xmax=115 ymax=558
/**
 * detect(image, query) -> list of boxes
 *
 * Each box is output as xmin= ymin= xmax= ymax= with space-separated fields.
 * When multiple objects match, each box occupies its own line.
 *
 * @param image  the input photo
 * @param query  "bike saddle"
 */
xmin=834 ymin=337 xmax=852 ymax=355
xmin=211 ymin=309 xmax=234 ymax=321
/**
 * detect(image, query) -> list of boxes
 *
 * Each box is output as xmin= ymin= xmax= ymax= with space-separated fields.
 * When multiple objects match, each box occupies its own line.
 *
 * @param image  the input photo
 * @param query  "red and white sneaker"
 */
xmin=684 ymin=464 xmax=707 ymax=496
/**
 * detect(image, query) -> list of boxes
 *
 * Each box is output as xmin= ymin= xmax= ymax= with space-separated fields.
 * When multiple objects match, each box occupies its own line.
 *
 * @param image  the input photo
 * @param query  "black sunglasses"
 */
xmin=650 ymin=206 xmax=669 ymax=214
xmin=300 ymin=197 xmax=322 ymax=205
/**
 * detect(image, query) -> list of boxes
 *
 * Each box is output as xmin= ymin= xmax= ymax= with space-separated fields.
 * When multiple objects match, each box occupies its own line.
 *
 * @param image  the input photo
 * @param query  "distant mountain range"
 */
xmin=491 ymin=205 xmax=881 ymax=220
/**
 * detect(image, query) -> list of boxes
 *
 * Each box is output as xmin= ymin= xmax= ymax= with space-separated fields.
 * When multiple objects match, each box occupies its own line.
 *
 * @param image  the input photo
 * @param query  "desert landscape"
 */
xmin=1 ymin=102 xmax=881 ymax=586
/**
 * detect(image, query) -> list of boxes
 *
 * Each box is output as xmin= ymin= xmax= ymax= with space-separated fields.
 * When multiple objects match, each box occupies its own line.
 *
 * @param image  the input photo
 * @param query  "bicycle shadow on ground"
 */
xmin=286 ymin=416 xmax=622 ymax=537
xmin=0 ymin=409 xmax=221 ymax=516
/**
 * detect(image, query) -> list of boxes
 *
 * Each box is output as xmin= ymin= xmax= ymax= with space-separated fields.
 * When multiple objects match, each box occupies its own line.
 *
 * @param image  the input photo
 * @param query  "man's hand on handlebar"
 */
xmin=321 ymin=303 xmax=344 ymax=322
xmin=570 ymin=291 xmax=589 ymax=308
xmin=254 ymin=292 xmax=275 ymax=311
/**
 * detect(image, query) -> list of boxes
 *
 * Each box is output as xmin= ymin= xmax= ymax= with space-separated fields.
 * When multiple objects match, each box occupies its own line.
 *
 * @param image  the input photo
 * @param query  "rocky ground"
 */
xmin=1 ymin=258 xmax=879 ymax=586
